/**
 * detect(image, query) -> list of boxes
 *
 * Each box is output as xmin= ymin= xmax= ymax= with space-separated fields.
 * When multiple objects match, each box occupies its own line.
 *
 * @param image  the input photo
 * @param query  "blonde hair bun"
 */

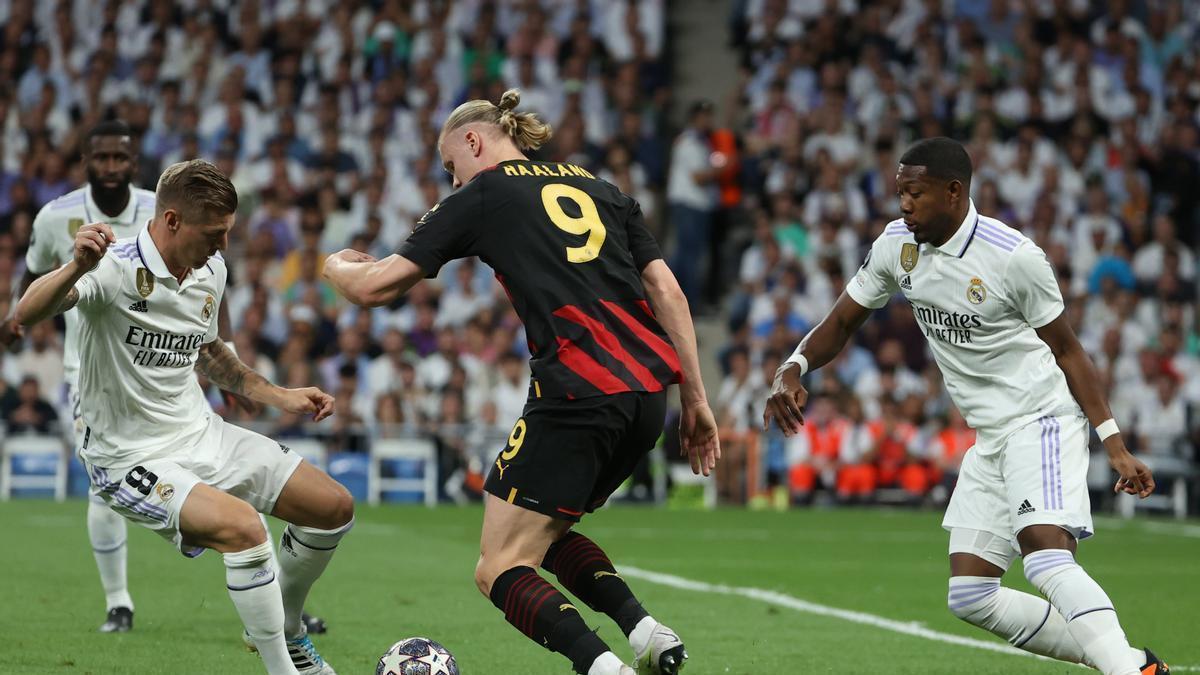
xmin=441 ymin=89 xmax=552 ymax=151
xmin=498 ymin=89 xmax=521 ymax=112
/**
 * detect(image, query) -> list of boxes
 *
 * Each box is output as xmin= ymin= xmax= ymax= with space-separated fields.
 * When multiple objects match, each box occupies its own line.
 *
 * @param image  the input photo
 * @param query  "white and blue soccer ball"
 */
xmin=377 ymin=637 xmax=459 ymax=675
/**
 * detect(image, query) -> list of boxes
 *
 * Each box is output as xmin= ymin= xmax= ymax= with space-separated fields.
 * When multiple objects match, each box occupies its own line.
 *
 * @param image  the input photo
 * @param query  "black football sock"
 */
xmin=542 ymin=531 xmax=649 ymax=637
xmin=489 ymin=566 xmax=609 ymax=674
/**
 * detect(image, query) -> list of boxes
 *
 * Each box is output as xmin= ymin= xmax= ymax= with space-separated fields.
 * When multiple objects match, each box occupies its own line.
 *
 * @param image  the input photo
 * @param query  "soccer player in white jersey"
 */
xmin=764 ymin=138 xmax=1169 ymax=675
xmin=0 ymin=120 xmax=158 ymax=632
xmin=15 ymin=160 xmax=351 ymax=675
xmin=1 ymin=120 xmax=326 ymax=637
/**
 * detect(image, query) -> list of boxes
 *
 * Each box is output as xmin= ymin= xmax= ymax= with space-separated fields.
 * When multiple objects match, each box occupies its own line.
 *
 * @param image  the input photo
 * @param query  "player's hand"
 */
xmin=0 ymin=317 xmax=24 ymax=348
xmin=680 ymin=401 xmax=720 ymax=476
xmin=1107 ymin=440 xmax=1155 ymax=498
xmin=326 ymin=249 xmax=377 ymax=266
xmin=273 ymin=386 xmax=336 ymax=422
xmin=763 ymin=362 xmax=807 ymax=436
xmin=73 ymin=222 xmax=116 ymax=271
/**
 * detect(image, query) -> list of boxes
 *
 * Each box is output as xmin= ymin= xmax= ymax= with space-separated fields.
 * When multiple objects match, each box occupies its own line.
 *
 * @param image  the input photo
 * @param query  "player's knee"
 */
xmin=947 ymin=576 xmax=1000 ymax=623
xmin=322 ymin=485 xmax=355 ymax=530
xmin=299 ymin=481 xmax=355 ymax=530
xmin=217 ymin=504 xmax=269 ymax=552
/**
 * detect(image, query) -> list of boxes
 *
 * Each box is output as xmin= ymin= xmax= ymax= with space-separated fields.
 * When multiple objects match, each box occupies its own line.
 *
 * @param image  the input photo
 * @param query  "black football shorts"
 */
xmin=483 ymin=390 xmax=666 ymax=521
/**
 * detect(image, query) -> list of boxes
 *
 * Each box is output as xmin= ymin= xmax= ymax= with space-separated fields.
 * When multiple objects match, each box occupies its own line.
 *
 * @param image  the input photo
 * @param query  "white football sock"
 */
xmin=277 ymin=518 xmax=353 ymax=638
xmin=587 ymin=651 xmax=625 ymax=675
xmin=628 ymin=615 xmax=657 ymax=654
xmin=1023 ymin=549 xmax=1140 ymax=675
xmin=225 ymin=541 xmax=296 ymax=675
xmin=88 ymin=499 xmax=132 ymax=611
xmin=949 ymin=576 xmax=1090 ymax=663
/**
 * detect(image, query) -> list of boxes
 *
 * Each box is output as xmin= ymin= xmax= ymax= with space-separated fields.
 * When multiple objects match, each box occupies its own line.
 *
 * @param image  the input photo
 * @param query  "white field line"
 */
xmin=1094 ymin=516 xmax=1200 ymax=539
xmin=619 ymin=566 xmax=1200 ymax=671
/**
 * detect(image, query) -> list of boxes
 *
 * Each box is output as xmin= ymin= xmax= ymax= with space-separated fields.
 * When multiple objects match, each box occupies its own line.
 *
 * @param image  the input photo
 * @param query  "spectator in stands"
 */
xmin=666 ymin=99 xmax=719 ymax=307
xmin=931 ymin=407 xmax=975 ymax=504
xmin=12 ymin=321 xmax=63 ymax=405
xmin=787 ymin=393 xmax=842 ymax=504
xmin=1135 ymin=367 xmax=1188 ymax=457
xmin=4 ymin=376 xmax=58 ymax=434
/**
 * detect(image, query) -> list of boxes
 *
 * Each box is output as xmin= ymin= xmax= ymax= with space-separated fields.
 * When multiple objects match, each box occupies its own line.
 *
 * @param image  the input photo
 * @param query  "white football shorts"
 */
xmin=943 ymin=413 xmax=1094 ymax=556
xmin=80 ymin=412 xmax=303 ymax=557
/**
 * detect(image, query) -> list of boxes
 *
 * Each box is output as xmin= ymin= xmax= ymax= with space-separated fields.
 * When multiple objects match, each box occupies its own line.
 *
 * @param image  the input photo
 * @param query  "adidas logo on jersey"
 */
xmin=899 ymin=274 xmax=912 ymax=290
xmin=1017 ymin=499 xmax=1036 ymax=515
xmin=128 ymin=300 xmax=148 ymax=313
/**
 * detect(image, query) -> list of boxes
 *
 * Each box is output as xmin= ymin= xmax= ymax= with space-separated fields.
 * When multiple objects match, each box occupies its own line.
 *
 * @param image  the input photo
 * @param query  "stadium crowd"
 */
xmin=0 ymin=0 xmax=669 ymax=500
xmin=706 ymin=0 xmax=1200 ymax=510
xmin=0 ymin=0 xmax=1196 ymax=512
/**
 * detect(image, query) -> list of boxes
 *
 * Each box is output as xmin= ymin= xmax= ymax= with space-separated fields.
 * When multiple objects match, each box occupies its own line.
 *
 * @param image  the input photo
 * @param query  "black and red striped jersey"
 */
xmin=397 ymin=159 xmax=683 ymax=399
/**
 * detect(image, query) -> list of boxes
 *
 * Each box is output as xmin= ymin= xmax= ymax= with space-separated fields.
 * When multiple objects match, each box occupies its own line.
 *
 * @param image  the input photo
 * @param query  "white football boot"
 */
xmin=632 ymin=620 xmax=687 ymax=674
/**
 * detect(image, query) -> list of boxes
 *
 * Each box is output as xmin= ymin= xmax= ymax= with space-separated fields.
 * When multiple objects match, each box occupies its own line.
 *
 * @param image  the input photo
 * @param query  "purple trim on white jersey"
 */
xmin=974 ymin=230 xmax=1018 ymax=252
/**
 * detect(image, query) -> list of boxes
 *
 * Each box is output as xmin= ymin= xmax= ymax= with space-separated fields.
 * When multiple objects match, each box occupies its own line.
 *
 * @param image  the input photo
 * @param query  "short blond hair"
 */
xmin=440 ymin=89 xmax=553 ymax=151
xmin=155 ymin=159 xmax=238 ymax=222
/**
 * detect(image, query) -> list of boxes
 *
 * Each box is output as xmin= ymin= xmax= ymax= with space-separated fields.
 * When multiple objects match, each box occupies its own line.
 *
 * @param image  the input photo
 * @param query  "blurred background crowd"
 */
xmin=0 ymin=0 xmax=1196 ymax=513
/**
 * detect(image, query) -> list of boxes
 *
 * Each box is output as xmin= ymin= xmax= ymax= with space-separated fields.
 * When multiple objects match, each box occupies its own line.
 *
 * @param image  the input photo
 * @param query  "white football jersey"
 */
xmin=26 ymin=184 xmax=156 ymax=385
xmin=847 ymin=200 xmax=1081 ymax=451
xmin=73 ymin=225 xmax=226 ymax=467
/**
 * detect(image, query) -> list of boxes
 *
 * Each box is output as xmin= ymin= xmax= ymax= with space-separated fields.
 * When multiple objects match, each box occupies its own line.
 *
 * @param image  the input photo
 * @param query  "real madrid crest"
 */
xmin=967 ymin=277 xmax=987 ymax=304
xmin=68 ymin=218 xmax=84 ymax=237
xmin=156 ymin=483 xmax=175 ymax=502
xmin=136 ymin=268 xmax=155 ymax=298
xmin=900 ymin=243 xmax=919 ymax=272
xmin=202 ymin=294 xmax=215 ymax=321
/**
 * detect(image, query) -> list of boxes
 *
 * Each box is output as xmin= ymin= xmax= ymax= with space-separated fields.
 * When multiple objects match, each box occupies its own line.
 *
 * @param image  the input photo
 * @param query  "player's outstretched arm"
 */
xmin=641 ymin=259 xmax=720 ymax=476
xmin=195 ymin=339 xmax=335 ymax=422
xmin=1035 ymin=315 xmax=1155 ymax=498
xmin=15 ymin=222 xmax=115 ymax=326
xmin=763 ymin=291 xmax=872 ymax=435
xmin=323 ymin=250 xmax=425 ymax=307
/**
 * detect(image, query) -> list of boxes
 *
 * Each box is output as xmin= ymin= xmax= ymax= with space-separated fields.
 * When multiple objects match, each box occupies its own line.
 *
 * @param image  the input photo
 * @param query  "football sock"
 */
xmin=88 ymin=499 xmax=132 ymax=611
xmin=1023 ymin=549 xmax=1140 ymax=675
xmin=225 ymin=541 xmax=294 ymax=675
xmin=277 ymin=518 xmax=354 ymax=638
xmin=542 ymin=532 xmax=649 ymax=636
xmin=489 ymin=566 xmax=610 ymax=675
xmin=948 ymin=576 xmax=1088 ymax=662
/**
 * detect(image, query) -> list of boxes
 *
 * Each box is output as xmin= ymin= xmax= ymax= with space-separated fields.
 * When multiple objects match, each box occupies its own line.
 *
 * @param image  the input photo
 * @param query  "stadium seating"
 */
xmin=0 ymin=433 xmax=68 ymax=501
xmin=369 ymin=437 xmax=439 ymax=507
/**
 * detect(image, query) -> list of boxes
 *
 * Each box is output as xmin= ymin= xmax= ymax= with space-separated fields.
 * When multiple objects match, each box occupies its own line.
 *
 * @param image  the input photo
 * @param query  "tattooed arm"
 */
xmin=195 ymin=339 xmax=270 ymax=399
xmin=195 ymin=340 xmax=336 ymax=421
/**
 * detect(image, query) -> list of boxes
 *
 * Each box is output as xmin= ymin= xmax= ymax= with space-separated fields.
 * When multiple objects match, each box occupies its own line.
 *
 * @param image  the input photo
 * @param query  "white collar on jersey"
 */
xmin=932 ymin=198 xmax=980 ymax=259
xmin=135 ymin=222 xmax=213 ymax=283
xmin=85 ymin=184 xmax=140 ymax=226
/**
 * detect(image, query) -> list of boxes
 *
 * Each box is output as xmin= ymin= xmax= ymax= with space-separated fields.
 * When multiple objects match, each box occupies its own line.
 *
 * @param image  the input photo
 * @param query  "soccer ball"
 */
xmin=376 ymin=637 xmax=459 ymax=675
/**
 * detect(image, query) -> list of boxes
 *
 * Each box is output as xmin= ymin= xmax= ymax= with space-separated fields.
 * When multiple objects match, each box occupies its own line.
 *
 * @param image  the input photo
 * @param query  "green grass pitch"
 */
xmin=4 ymin=501 xmax=1197 ymax=674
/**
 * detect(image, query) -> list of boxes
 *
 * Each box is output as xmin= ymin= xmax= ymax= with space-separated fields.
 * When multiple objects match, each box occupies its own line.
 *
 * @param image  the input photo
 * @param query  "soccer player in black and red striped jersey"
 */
xmin=324 ymin=89 xmax=719 ymax=675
